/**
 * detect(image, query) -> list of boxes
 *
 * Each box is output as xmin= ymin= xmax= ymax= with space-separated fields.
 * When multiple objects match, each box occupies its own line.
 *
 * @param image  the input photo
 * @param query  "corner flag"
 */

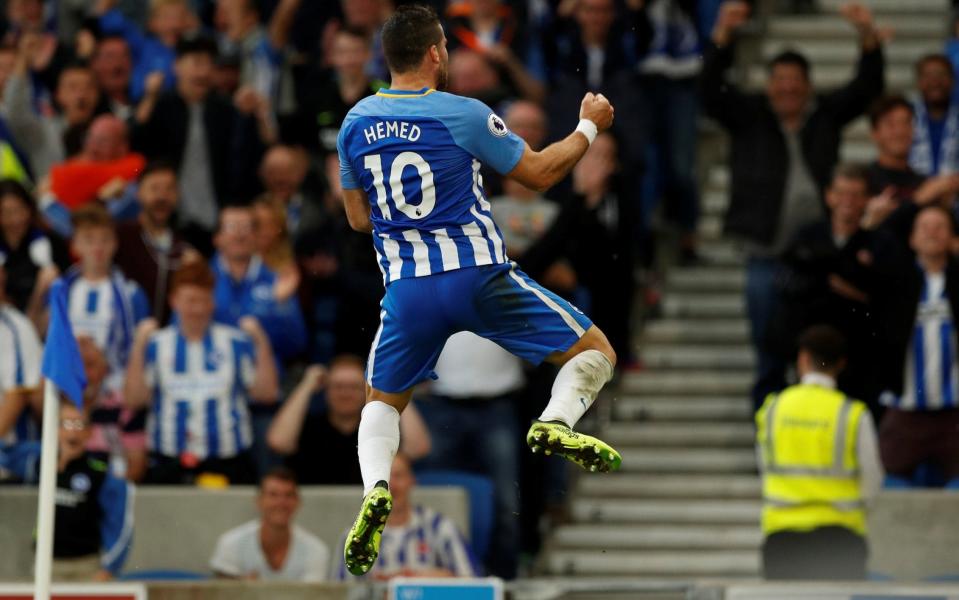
xmin=40 ymin=279 xmax=86 ymax=407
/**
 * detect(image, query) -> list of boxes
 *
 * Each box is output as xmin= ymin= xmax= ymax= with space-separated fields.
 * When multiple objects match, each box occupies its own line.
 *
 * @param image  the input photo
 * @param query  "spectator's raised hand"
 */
xmin=134 ymin=317 xmax=160 ymax=343
xmin=233 ymin=86 xmax=262 ymax=115
xmin=238 ymin=315 xmax=268 ymax=342
xmin=712 ymin=1 xmax=750 ymax=46
xmin=144 ymin=71 xmax=165 ymax=99
xmin=861 ymin=186 xmax=896 ymax=229
xmin=579 ymin=92 xmax=614 ymax=132
xmin=75 ymin=29 xmax=97 ymax=60
xmin=301 ymin=365 xmax=328 ymax=393
xmin=839 ymin=2 xmax=874 ymax=33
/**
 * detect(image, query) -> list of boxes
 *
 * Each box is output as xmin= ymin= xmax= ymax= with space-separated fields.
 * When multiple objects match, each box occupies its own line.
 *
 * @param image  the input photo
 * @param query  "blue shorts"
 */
xmin=366 ymin=262 xmax=593 ymax=393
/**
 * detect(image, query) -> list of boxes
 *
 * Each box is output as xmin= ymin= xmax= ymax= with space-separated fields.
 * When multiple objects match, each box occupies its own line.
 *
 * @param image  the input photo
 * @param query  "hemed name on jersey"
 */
xmin=363 ymin=120 xmax=421 ymax=145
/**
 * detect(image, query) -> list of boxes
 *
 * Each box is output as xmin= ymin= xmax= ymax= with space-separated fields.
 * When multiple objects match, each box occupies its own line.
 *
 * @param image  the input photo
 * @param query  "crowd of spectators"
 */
xmin=704 ymin=0 xmax=959 ymax=495
xmin=0 ymin=0 xmax=718 ymax=581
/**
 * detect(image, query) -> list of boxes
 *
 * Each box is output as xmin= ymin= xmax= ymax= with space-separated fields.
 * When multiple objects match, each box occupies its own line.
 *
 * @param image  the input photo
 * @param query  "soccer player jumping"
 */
xmin=337 ymin=4 xmax=620 ymax=576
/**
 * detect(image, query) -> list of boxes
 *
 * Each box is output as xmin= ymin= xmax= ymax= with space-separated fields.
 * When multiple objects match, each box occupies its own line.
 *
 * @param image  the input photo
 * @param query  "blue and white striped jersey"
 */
xmin=143 ymin=323 xmax=256 ymax=460
xmin=337 ymin=88 xmax=526 ymax=284
xmin=332 ymin=505 xmax=478 ymax=580
xmin=885 ymin=271 xmax=959 ymax=410
xmin=0 ymin=303 xmax=41 ymax=447
xmin=61 ymin=268 xmax=150 ymax=392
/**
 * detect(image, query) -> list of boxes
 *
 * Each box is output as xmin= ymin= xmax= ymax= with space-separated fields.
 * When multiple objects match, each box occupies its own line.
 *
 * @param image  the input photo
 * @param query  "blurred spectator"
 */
xmin=0 ymin=179 xmax=69 ymax=311
xmin=756 ymin=325 xmax=881 ymax=580
xmin=417 ymin=331 xmax=523 ymax=579
xmin=0 ymin=258 xmax=41 ymax=459
xmin=863 ymin=96 xmax=959 ymax=230
xmin=0 ymin=399 xmax=134 ymax=581
xmin=482 ymin=98 xmax=546 ymax=197
xmin=702 ymin=0 xmax=885 ymax=409
xmin=266 ymin=356 xmax=431 ymax=485
xmin=96 ymin=0 xmax=196 ymax=101
xmin=909 ymin=54 xmax=959 ymax=177
xmin=90 ymin=35 xmax=134 ymax=120
xmin=257 ymin=144 xmax=324 ymax=242
xmin=445 ymin=0 xmax=546 ymax=102
xmin=3 ymin=38 xmax=100 ymax=178
xmin=214 ymin=0 xmax=300 ymax=112
xmin=295 ymin=155 xmax=383 ymax=363
xmin=124 ymin=260 xmax=279 ymax=485
xmin=448 ymin=47 xmax=510 ymax=108
xmin=114 ymin=161 xmax=199 ymax=324
xmin=295 ymin=25 xmax=383 ymax=154
xmin=775 ymin=164 xmax=884 ymax=408
xmin=2 ymin=0 xmax=72 ymax=93
xmin=47 ymin=115 xmax=145 ymax=215
xmin=323 ymin=0 xmax=394 ymax=82
xmin=544 ymin=0 xmax=646 ymax=89
xmin=132 ymin=36 xmax=272 ymax=246
xmin=76 ymin=335 xmax=147 ymax=481
xmin=211 ymin=205 xmax=306 ymax=361
xmin=638 ymin=0 xmax=704 ymax=263
xmin=332 ymin=452 xmax=477 ymax=580
xmin=210 ymin=466 xmax=329 ymax=581
xmin=875 ymin=205 xmax=959 ymax=488
xmin=50 ymin=205 xmax=150 ymax=396
xmin=252 ymin=198 xmax=299 ymax=300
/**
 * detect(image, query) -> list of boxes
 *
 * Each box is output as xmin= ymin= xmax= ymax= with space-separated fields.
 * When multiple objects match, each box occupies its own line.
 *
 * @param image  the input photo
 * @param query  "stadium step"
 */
xmin=615 ymin=447 xmax=757 ymax=474
xmin=570 ymin=498 xmax=762 ymax=524
xmin=552 ymin=523 xmax=762 ymax=550
xmin=639 ymin=344 xmax=755 ymax=370
xmin=611 ymin=396 xmax=754 ymax=422
xmin=621 ymin=371 xmax=752 ymax=395
xmin=642 ymin=318 xmax=749 ymax=345
xmin=761 ymin=39 xmax=944 ymax=66
xmin=661 ymin=293 xmax=745 ymax=319
xmin=698 ymin=241 xmax=744 ymax=267
xmin=603 ymin=422 xmax=755 ymax=448
xmin=817 ymin=0 xmax=948 ymax=13
xmin=665 ymin=267 xmax=745 ymax=293
xmin=767 ymin=16 xmax=945 ymax=39
xmin=543 ymin=549 xmax=760 ymax=577
xmin=574 ymin=473 xmax=761 ymax=499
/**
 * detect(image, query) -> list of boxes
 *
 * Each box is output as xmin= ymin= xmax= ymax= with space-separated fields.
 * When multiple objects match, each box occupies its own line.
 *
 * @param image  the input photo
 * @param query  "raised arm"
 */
xmin=267 ymin=365 xmax=326 ymax=455
xmin=239 ymin=317 xmax=279 ymax=404
xmin=822 ymin=2 xmax=886 ymax=126
xmin=699 ymin=1 xmax=753 ymax=131
xmin=124 ymin=319 xmax=159 ymax=409
xmin=506 ymin=92 xmax=614 ymax=192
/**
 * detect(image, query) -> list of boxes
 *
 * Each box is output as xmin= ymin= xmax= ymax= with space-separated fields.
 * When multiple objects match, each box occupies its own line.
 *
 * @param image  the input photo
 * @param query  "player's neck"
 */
xmin=388 ymin=72 xmax=436 ymax=92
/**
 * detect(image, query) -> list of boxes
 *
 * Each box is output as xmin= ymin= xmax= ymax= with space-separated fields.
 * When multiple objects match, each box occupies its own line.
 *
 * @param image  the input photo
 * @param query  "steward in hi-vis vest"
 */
xmin=755 ymin=325 xmax=882 ymax=580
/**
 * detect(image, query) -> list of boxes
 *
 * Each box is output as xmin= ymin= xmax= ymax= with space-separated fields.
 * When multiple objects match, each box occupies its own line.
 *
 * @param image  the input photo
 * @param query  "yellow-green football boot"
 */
xmin=527 ymin=420 xmax=622 ymax=472
xmin=344 ymin=480 xmax=392 ymax=576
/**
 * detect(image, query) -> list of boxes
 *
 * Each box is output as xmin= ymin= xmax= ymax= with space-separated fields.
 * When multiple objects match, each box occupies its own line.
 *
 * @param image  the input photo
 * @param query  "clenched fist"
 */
xmin=579 ymin=92 xmax=614 ymax=132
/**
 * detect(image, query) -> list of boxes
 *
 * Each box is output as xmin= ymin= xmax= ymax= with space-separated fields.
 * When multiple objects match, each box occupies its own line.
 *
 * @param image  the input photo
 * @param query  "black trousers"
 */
xmin=144 ymin=451 xmax=257 ymax=485
xmin=762 ymin=526 xmax=867 ymax=580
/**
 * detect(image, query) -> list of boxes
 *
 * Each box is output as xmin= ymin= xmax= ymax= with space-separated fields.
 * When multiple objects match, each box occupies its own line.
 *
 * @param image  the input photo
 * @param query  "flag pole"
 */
xmin=34 ymin=379 xmax=60 ymax=600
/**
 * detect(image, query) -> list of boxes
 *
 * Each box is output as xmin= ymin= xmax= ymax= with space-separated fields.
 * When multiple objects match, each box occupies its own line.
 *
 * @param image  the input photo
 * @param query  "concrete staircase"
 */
xmin=537 ymin=0 xmax=949 ymax=582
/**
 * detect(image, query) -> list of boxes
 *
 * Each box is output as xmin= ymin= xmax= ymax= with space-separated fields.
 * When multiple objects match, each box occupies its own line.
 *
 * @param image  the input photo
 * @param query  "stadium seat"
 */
xmin=416 ymin=470 xmax=495 ymax=561
xmin=118 ymin=569 xmax=209 ymax=581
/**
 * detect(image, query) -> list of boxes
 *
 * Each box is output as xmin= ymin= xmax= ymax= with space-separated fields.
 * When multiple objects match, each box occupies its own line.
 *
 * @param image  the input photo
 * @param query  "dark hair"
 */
xmin=336 ymin=24 xmax=371 ymax=43
xmin=868 ymin=94 xmax=914 ymax=128
xmin=914 ymin=203 xmax=956 ymax=233
xmin=138 ymin=159 xmax=177 ymax=183
xmin=0 ymin=179 xmax=37 ymax=218
xmin=175 ymin=35 xmax=217 ymax=60
xmin=767 ymin=50 xmax=810 ymax=80
xmin=381 ymin=4 xmax=442 ymax=74
xmin=798 ymin=325 xmax=847 ymax=372
xmin=71 ymin=203 xmax=115 ymax=232
xmin=916 ymin=53 xmax=954 ymax=78
xmin=329 ymin=354 xmax=366 ymax=373
xmin=96 ymin=34 xmax=130 ymax=51
xmin=259 ymin=466 xmax=298 ymax=490
xmin=830 ymin=162 xmax=869 ymax=189
xmin=58 ymin=60 xmax=93 ymax=79
xmin=170 ymin=259 xmax=215 ymax=292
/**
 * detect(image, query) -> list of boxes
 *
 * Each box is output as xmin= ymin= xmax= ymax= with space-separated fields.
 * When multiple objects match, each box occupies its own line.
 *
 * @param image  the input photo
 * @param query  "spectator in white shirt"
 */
xmin=210 ymin=466 xmax=329 ymax=581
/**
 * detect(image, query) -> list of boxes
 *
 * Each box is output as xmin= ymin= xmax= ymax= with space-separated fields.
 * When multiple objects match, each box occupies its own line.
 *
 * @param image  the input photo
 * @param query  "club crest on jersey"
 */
xmin=70 ymin=473 xmax=91 ymax=493
xmin=487 ymin=113 xmax=508 ymax=137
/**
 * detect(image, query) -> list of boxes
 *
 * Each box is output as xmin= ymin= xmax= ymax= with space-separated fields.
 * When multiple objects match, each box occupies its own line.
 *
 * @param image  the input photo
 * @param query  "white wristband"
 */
xmin=575 ymin=119 xmax=598 ymax=145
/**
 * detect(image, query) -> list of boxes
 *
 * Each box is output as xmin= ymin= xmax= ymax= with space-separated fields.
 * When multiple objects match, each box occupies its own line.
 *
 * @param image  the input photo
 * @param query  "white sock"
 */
xmin=538 ymin=350 xmax=614 ymax=428
xmin=357 ymin=401 xmax=400 ymax=495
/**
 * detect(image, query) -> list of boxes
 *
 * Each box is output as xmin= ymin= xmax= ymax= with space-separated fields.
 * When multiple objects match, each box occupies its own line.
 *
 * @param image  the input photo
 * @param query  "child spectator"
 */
xmin=124 ymin=260 xmax=278 ymax=484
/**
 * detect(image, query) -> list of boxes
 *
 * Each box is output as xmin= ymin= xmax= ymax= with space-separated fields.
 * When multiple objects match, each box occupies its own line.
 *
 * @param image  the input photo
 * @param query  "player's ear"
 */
xmin=429 ymin=44 xmax=440 ymax=64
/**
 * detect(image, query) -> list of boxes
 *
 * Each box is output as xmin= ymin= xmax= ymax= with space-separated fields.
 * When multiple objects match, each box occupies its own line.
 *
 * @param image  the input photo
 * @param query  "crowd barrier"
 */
xmin=0 ymin=486 xmax=468 ymax=580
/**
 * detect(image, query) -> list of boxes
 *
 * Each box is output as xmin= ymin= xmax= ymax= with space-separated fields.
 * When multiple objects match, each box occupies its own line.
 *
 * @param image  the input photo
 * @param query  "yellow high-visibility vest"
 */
xmin=0 ymin=141 xmax=29 ymax=184
xmin=755 ymin=383 xmax=868 ymax=536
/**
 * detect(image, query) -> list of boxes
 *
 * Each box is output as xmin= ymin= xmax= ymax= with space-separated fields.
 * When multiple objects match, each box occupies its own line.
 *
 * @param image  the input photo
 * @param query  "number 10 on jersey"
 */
xmin=364 ymin=152 xmax=436 ymax=220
